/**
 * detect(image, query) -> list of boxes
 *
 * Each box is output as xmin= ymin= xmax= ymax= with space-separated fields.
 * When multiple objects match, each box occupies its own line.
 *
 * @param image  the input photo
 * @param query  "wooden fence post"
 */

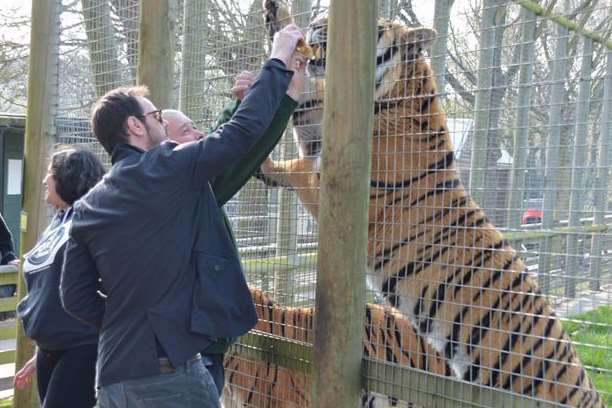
xmin=564 ymin=39 xmax=593 ymax=298
xmin=312 ymin=0 xmax=376 ymax=406
xmin=506 ymin=8 xmax=536 ymax=228
xmin=138 ymin=0 xmax=175 ymax=108
xmin=179 ymin=0 xmax=208 ymax=119
xmin=14 ymin=1 xmax=61 ymax=407
xmin=538 ymin=16 xmax=570 ymax=294
xmin=431 ymin=0 xmax=453 ymax=96
xmin=588 ymin=49 xmax=612 ymax=291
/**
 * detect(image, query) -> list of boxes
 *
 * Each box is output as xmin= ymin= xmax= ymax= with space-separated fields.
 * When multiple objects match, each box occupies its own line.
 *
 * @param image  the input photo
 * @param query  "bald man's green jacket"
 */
xmin=203 ymin=94 xmax=298 ymax=355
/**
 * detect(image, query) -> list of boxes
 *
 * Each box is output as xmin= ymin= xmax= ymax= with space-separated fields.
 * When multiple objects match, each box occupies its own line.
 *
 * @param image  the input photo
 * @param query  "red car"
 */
xmin=522 ymin=208 xmax=543 ymax=224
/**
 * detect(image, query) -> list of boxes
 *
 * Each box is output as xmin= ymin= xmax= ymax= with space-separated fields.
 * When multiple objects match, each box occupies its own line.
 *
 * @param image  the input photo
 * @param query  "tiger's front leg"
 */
xmin=258 ymin=156 xmax=321 ymax=219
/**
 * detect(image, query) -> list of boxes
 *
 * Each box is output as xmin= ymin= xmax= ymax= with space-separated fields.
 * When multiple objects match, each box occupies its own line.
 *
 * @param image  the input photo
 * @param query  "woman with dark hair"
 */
xmin=14 ymin=147 xmax=105 ymax=408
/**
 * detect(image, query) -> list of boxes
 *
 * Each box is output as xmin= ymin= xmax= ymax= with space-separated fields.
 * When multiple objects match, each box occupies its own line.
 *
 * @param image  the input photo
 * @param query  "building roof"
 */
xmin=0 ymin=113 xmax=26 ymax=130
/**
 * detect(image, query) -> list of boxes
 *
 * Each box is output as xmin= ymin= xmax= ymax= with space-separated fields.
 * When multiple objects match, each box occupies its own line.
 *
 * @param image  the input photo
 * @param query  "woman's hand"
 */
xmin=13 ymin=355 xmax=36 ymax=389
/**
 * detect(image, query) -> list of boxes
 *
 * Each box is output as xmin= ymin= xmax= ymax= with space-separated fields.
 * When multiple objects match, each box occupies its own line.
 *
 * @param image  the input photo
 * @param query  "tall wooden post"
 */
xmin=81 ymin=0 xmax=122 ymax=97
xmin=138 ymin=0 xmax=175 ymax=108
xmin=312 ymin=0 xmax=376 ymax=406
xmin=430 ymin=0 xmax=453 ymax=95
xmin=564 ymin=39 xmax=593 ymax=298
xmin=179 ymin=0 xmax=209 ymax=119
xmin=272 ymin=0 xmax=312 ymax=305
xmin=470 ymin=0 xmax=506 ymax=206
xmin=14 ymin=1 xmax=61 ymax=407
xmin=538 ymin=16 xmax=569 ymax=294
xmin=506 ymin=8 xmax=536 ymax=228
xmin=589 ymin=49 xmax=612 ymax=291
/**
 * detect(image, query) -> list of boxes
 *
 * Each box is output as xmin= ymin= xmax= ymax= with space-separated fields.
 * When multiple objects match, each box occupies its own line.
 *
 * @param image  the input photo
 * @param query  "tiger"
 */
xmin=253 ymin=2 xmax=606 ymax=407
xmin=223 ymin=287 xmax=450 ymax=407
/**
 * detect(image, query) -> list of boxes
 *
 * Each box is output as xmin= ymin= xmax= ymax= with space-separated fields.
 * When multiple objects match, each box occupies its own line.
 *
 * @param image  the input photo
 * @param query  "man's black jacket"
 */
xmin=60 ymin=58 xmax=293 ymax=387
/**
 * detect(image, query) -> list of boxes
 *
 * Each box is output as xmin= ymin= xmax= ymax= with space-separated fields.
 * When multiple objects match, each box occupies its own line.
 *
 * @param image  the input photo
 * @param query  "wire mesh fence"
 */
xmin=55 ymin=0 xmax=140 ymax=163
xmin=13 ymin=0 xmax=612 ymax=406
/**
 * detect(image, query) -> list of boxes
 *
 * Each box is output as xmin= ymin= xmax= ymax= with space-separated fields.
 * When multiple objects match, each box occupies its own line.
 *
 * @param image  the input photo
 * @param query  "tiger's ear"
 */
xmin=263 ymin=0 xmax=294 ymax=44
xmin=402 ymin=27 xmax=437 ymax=59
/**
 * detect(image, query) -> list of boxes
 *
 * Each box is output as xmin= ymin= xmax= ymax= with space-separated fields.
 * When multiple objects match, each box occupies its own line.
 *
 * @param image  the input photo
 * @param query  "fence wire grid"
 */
xmin=12 ymin=0 xmax=612 ymax=406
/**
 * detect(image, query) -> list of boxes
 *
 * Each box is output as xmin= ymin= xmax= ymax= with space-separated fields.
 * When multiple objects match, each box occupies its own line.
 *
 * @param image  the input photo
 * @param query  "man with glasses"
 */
xmin=162 ymin=69 xmax=296 ymax=397
xmin=60 ymin=25 xmax=305 ymax=408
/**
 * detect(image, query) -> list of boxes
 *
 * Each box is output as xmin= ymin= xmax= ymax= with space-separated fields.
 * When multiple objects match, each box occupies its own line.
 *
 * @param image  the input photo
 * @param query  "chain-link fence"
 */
xmin=15 ymin=0 xmax=612 ymax=406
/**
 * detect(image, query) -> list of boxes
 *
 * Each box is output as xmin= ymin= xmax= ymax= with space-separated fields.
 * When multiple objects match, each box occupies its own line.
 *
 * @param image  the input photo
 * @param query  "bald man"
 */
xmin=163 ymin=109 xmax=204 ymax=144
xmin=162 ymin=67 xmax=302 ymax=397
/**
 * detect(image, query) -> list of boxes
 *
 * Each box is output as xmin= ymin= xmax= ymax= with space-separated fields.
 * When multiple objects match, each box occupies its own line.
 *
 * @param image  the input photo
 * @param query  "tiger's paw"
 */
xmin=254 ymin=157 xmax=292 ymax=189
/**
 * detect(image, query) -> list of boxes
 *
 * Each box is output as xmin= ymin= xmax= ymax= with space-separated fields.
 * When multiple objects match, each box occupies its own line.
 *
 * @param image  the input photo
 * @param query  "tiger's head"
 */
xmin=288 ymin=11 xmax=438 ymax=158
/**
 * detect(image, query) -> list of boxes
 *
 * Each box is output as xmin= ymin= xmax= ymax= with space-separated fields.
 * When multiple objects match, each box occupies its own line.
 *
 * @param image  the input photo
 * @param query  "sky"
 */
xmin=0 ymin=0 xmax=471 ymax=59
xmin=1 ymin=0 xmax=30 ymax=43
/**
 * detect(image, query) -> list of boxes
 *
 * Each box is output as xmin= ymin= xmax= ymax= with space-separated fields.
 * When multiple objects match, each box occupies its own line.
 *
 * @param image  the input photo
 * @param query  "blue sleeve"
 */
xmin=60 ymin=237 xmax=105 ymax=329
xmin=172 ymin=59 xmax=293 ymax=188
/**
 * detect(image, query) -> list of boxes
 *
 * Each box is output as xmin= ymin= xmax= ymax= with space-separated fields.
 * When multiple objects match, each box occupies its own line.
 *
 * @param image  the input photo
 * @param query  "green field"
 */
xmin=563 ymin=305 xmax=612 ymax=406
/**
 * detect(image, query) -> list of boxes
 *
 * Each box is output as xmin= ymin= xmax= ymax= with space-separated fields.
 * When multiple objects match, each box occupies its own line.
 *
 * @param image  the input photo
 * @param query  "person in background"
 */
xmin=0 ymin=212 xmax=19 ymax=303
xmin=0 ymin=212 xmax=18 ymax=266
xmin=60 ymin=25 xmax=305 ymax=408
xmin=14 ymin=147 xmax=105 ymax=408
xmin=162 ymin=68 xmax=300 ymax=397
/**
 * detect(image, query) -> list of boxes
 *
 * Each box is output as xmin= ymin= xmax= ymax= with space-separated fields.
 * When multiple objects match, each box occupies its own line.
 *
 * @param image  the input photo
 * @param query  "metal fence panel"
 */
xmin=12 ymin=0 xmax=612 ymax=406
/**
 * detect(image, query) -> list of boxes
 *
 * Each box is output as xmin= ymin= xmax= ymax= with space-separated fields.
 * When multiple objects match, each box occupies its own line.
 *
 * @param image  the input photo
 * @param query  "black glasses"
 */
xmin=140 ymin=109 xmax=164 ymax=124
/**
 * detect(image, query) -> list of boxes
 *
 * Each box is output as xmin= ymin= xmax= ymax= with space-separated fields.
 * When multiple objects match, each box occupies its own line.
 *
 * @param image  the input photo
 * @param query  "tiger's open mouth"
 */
xmin=307 ymin=57 xmax=325 ymax=77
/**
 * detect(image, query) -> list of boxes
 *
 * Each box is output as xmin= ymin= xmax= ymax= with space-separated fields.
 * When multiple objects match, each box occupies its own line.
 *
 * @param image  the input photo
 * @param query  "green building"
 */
xmin=0 ymin=114 xmax=25 ymax=252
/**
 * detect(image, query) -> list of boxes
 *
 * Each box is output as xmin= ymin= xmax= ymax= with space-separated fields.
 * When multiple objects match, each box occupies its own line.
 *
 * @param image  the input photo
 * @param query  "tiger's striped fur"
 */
xmin=223 ymin=287 xmax=449 ymax=407
xmin=256 ymin=2 xmax=605 ymax=407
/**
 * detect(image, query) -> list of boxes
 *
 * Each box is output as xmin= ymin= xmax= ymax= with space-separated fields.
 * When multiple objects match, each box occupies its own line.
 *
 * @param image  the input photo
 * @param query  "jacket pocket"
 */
xmin=16 ymin=289 xmax=43 ymax=340
xmin=190 ymin=253 xmax=257 ymax=338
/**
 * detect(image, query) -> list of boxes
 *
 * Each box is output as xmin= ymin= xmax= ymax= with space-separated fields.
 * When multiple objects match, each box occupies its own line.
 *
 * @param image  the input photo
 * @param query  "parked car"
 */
xmin=522 ymin=198 xmax=544 ymax=224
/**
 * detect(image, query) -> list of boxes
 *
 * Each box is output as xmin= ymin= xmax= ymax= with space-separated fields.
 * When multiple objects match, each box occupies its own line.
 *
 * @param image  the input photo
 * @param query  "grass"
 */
xmin=0 ymin=397 xmax=10 ymax=407
xmin=563 ymin=305 xmax=612 ymax=406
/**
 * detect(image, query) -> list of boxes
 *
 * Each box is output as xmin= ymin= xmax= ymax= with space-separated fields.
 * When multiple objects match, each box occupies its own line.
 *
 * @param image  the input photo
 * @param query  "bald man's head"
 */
xmin=162 ymin=109 xmax=204 ymax=144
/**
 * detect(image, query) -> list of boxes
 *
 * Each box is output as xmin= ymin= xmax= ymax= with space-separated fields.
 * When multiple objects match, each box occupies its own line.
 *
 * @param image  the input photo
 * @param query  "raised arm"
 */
xmin=211 ymin=94 xmax=297 ymax=206
xmin=174 ymin=24 xmax=303 ymax=188
xmin=185 ymin=58 xmax=293 ymax=185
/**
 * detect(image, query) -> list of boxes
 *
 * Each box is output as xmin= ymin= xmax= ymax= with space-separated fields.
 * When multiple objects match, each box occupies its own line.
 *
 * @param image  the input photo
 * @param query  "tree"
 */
xmin=0 ymin=5 xmax=30 ymax=113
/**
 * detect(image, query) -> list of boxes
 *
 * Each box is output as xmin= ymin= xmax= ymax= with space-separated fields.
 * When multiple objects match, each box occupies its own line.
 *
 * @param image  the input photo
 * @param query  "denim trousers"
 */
xmin=203 ymin=353 xmax=225 ymax=397
xmin=97 ymin=357 xmax=219 ymax=408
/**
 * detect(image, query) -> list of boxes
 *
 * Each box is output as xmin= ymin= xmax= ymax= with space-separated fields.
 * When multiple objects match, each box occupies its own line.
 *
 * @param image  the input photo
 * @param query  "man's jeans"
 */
xmin=203 ymin=354 xmax=225 ymax=397
xmin=97 ymin=356 xmax=219 ymax=408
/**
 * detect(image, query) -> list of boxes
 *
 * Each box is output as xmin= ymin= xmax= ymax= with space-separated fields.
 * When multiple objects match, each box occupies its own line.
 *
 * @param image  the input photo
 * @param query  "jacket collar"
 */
xmin=111 ymin=143 xmax=145 ymax=165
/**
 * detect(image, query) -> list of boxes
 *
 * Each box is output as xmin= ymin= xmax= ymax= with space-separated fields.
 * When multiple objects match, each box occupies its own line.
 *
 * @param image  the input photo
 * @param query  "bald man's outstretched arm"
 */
xmin=210 ymin=94 xmax=297 ymax=206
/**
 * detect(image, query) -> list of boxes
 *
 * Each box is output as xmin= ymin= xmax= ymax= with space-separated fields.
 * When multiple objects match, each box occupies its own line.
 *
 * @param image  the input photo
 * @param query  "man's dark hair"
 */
xmin=91 ymin=86 xmax=149 ymax=155
xmin=50 ymin=147 xmax=106 ymax=206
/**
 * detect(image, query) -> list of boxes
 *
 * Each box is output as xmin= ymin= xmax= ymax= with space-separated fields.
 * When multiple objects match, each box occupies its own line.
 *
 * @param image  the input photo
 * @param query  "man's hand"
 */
xmin=8 ymin=259 xmax=20 ymax=267
xmin=231 ymin=71 xmax=256 ymax=101
xmin=270 ymin=24 xmax=304 ymax=68
xmin=286 ymin=53 xmax=307 ymax=101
